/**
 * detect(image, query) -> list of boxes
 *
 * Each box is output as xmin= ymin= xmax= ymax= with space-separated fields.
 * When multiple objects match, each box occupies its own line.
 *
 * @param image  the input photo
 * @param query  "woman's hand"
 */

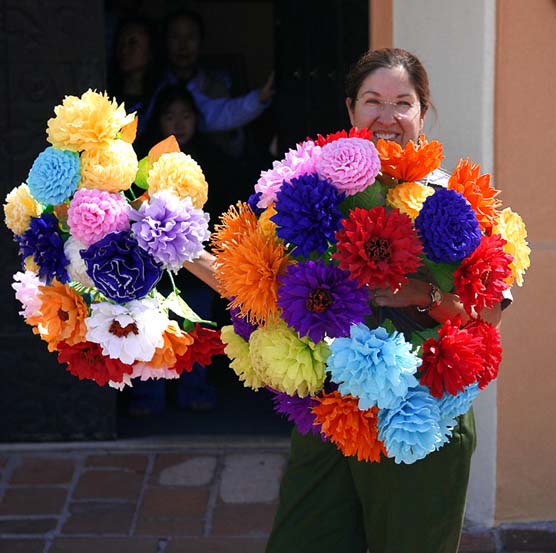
xmin=371 ymin=278 xmax=503 ymax=327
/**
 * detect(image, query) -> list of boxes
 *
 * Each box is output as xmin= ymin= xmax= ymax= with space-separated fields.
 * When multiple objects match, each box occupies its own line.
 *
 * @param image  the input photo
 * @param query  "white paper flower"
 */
xmin=86 ymin=298 xmax=168 ymax=364
xmin=12 ymin=271 xmax=42 ymax=318
xmin=63 ymin=236 xmax=95 ymax=288
xmin=109 ymin=374 xmax=133 ymax=390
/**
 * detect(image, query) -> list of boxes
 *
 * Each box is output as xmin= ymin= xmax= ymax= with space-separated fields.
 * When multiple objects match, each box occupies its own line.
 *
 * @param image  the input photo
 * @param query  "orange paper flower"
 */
xmin=376 ymin=134 xmax=444 ymax=182
xmin=27 ymin=280 xmax=88 ymax=352
xmin=312 ymin=391 xmax=386 ymax=462
xmin=149 ymin=320 xmax=194 ymax=369
xmin=211 ymin=202 xmax=289 ymax=324
xmin=448 ymin=159 xmax=501 ymax=232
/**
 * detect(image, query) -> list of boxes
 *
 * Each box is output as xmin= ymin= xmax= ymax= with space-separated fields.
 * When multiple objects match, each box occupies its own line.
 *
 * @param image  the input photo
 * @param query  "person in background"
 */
xmin=141 ymin=9 xmax=274 ymax=156
xmin=107 ymin=17 xmax=161 ymax=131
xmin=129 ymin=84 xmax=242 ymax=416
xmin=179 ymin=48 xmax=512 ymax=553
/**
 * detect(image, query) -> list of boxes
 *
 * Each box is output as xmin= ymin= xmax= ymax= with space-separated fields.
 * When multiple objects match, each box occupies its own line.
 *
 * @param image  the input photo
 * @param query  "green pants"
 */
xmin=266 ymin=409 xmax=476 ymax=553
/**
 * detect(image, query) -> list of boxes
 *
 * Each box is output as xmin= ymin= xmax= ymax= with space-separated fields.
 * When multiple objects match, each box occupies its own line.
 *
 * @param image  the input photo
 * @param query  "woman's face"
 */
xmin=166 ymin=17 xmax=201 ymax=70
xmin=159 ymin=99 xmax=197 ymax=147
xmin=116 ymin=24 xmax=151 ymax=74
xmin=346 ymin=65 xmax=424 ymax=147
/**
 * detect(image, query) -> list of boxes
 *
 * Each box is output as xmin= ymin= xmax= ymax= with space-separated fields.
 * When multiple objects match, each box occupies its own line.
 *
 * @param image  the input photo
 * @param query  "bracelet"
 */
xmin=416 ymin=283 xmax=443 ymax=313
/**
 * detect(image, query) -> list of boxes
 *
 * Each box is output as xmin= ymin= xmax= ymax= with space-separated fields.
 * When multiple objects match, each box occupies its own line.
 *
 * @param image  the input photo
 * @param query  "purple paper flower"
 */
xmin=130 ymin=191 xmax=209 ymax=271
xmin=270 ymin=389 xmax=323 ymax=436
xmin=278 ymin=259 xmax=371 ymax=343
xmin=271 ymin=173 xmax=345 ymax=257
xmin=16 ymin=213 xmax=69 ymax=284
xmin=414 ymin=188 xmax=481 ymax=263
xmin=247 ymin=192 xmax=265 ymax=216
xmin=229 ymin=304 xmax=257 ymax=341
xmin=81 ymin=230 xmax=163 ymax=303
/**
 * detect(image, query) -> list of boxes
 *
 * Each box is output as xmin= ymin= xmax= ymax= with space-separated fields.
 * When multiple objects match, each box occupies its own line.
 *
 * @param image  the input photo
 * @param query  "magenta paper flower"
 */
xmin=254 ymin=140 xmax=322 ymax=208
xmin=67 ymin=188 xmax=130 ymax=246
xmin=315 ymin=137 xmax=380 ymax=196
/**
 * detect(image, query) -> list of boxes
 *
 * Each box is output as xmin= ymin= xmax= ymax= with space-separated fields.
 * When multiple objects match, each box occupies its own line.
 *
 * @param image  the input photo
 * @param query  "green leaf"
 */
xmin=410 ymin=326 xmax=439 ymax=352
xmin=422 ymin=257 xmax=459 ymax=292
xmin=381 ymin=318 xmax=397 ymax=334
xmin=163 ymin=291 xmax=216 ymax=326
xmin=134 ymin=157 xmax=152 ymax=190
xmin=339 ymin=181 xmax=385 ymax=216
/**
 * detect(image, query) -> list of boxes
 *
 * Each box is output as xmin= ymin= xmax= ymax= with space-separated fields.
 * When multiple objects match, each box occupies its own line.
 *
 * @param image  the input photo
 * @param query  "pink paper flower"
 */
xmin=12 ymin=271 xmax=42 ymax=318
xmin=67 ymin=188 xmax=130 ymax=246
xmin=315 ymin=138 xmax=380 ymax=196
xmin=131 ymin=363 xmax=181 ymax=381
xmin=255 ymin=140 xmax=322 ymax=208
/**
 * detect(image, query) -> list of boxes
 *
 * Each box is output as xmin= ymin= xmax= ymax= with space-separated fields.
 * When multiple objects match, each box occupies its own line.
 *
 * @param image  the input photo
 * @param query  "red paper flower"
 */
xmin=419 ymin=319 xmax=483 ymax=398
xmin=312 ymin=391 xmax=386 ymax=462
xmin=174 ymin=324 xmax=225 ymax=374
xmin=333 ymin=206 xmax=423 ymax=290
xmin=453 ymin=234 xmax=513 ymax=317
xmin=57 ymin=340 xmax=133 ymax=386
xmin=311 ymin=127 xmax=373 ymax=147
xmin=464 ymin=319 xmax=502 ymax=389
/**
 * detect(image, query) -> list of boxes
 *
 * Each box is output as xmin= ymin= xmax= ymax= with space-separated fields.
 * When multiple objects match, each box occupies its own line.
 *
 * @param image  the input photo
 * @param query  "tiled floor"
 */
xmin=0 ymin=437 xmax=555 ymax=553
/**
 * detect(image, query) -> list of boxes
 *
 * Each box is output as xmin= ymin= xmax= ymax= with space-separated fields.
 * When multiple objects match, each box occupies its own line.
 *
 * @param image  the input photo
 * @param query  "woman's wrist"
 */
xmin=416 ymin=283 xmax=443 ymax=313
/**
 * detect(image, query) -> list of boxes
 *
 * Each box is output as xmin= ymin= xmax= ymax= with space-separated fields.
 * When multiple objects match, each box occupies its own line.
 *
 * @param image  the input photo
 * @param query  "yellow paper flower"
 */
xmin=4 ymin=183 xmax=42 ymax=235
xmin=386 ymin=181 xmax=435 ymax=220
xmin=24 ymin=256 xmax=39 ymax=273
xmin=221 ymin=325 xmax=263 ymax=390
xmin=80 ymin=139 xmax=138 ymax=192
xmin=147 ymin=152 xmax=208 ymax=208
xmin=248 ymin=318 xmax=329 ymax=397
xmin=493 ymin=207 xmax=530 ymax=286
xmin=47 ymin=89 xmax=134 ymax=152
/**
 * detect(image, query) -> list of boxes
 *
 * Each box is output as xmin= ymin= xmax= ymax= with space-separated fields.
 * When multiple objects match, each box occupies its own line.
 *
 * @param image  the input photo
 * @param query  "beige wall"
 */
xmin=494 ymin=0 xmax=556 ymax=523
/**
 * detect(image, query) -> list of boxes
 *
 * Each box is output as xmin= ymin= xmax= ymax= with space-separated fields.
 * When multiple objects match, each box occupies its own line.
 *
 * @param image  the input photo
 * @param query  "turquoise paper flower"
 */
xmin=27 ymin=147 xmax=80 ymax=205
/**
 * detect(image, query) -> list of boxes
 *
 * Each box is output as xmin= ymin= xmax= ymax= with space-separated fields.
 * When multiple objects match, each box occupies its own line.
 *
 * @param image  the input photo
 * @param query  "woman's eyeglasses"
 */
xmin=356 ymin=98 xmax=420 ymax=118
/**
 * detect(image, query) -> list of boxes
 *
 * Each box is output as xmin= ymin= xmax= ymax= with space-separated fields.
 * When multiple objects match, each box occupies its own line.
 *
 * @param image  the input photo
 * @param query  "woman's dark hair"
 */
xmin=345 ymin=48 xmax=431 ymax=115
xmin=162 ymin=9 xmax=205 ymax=46
xmin=107 ymin=16 xmax=162 ymax=101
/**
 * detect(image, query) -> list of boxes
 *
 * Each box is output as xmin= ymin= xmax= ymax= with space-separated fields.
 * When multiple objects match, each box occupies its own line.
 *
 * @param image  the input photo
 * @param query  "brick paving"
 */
xmin=0 ymin=437 xmax=555 ymax=553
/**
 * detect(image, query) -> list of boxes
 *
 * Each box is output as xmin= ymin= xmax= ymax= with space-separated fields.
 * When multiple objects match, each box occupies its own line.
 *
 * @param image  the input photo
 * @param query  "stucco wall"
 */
xmin=391 ymin=0 xmax=498 ymax=527
xmin=494 ymin=0 xmax=556 ymax=523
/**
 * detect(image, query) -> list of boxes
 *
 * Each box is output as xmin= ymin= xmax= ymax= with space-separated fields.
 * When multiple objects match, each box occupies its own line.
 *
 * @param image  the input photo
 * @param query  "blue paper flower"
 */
xmin=278 ymin=260 xmax=371 ymax=344
xmin=27 ymin=147 xmax=80 ymax=206
xmin=378 ymin=385 xmax=443 ymax=464
xmin=414 ymin=188 xmax=481 ymax=263
xmin=16 ymin=213 xmax=69 ymax=284
xmin=81 ymin=230 xmax=163 ymax=303
xmin=247 ymin=192 xmax=265 ymax=216
xmin=271 ymin=173 xmax=345 ymax=257
xmin=327 ymin=323 xmax=420 ymax=410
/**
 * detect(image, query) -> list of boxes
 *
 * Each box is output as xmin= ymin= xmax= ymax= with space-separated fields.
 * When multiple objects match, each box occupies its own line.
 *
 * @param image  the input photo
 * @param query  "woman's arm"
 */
xmin=183 ymin=250 xmax=220 ymax=293
xmin=372 ymin=278 xmax=503 ymax=327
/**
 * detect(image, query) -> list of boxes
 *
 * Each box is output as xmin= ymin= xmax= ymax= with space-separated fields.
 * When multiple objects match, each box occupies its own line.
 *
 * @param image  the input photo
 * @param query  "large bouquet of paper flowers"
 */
xmin=4 ymin=90 xmax=223 ymax=389
xmin=214 ymin=128 xmax=530 ymax=464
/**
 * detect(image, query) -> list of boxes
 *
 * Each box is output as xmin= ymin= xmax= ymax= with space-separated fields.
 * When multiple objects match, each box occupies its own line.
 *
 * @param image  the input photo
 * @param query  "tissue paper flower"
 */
xmin=147 ymin=152 xmax=208 ymax=208
xmin=79 ymin=139 xmax=138 ymax=192
xmin=220 ymin=325 xmax=262 ymax=389
xmin=315 ymin=138 xmax=380 ymax=196
xmin=46 ymin=89 xmax=134 ymax=151
xmin=27 ymin=147 xmax=80 ymax=206
xmin=63 ymin=237 xmax=95 ymax=288
xmin=312 ymin=391 xmax=386 ymax=462
xmin=271 ymin=173 xmax=345 ymax=257
xmin=277 ymin=260 xmax=371 ymax=344
xmin=334 ymin=206 xmax=423 ymax=290
xmin=386 ymin=181 xmax=434 ymax=220
xmin=326 ymin=323 xmax=420 ymax=410
xmin=271 ymin=390 xmax=323 ymax=436
xmin=248 ymin=318 xmax=329 ymax=397
xmin=4 ymin=183 xmax=42 ymax=235
xmin=67 ymin=188 xmax=130 ymax=246
xmin=12 ymin=270 xmax=43 ymax=318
